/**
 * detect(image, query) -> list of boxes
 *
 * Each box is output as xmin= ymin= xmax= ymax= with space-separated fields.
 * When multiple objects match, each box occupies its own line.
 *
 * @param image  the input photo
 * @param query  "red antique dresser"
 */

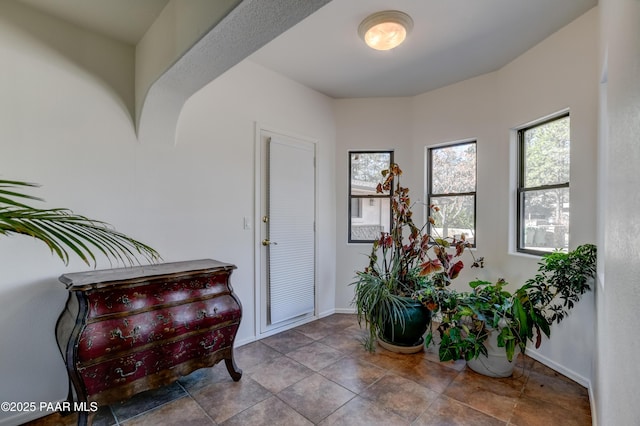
xmin=55 ymin=259 xmax=242 ymax=425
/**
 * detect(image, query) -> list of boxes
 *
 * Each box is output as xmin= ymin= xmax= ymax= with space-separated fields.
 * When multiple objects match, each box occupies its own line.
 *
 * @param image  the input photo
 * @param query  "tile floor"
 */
xmin=25 ymin=314 xmax=591 ymax=425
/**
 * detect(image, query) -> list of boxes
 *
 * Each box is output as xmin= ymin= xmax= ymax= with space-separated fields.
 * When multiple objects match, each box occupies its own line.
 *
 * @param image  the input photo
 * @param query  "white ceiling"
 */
xmin=249 ymin=0 xmax=597 ymax=98
xmin=18 ymin=0 xmax=597 ymax=99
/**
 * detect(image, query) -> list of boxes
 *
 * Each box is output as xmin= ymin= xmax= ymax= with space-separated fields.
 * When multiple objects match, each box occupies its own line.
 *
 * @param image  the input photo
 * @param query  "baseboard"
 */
xmin=526 ymin=349 xmax=596 ymax=424
xmin=235 ymin=335 xmax=257 ymax=348
xmin=334 ymin=307 xmax=356 ymax=314
xmin=237 ymin=309 xmax=355 ymax=348
xmin=318 ymin=308 xmax=336 ymax=318
xmin=247 ymin=313 xmax=325 ymax=344
xmin=588 ymin=382 xmax=597 ymax=426
xmin=524 ymin=348 xmax=590 ymax=388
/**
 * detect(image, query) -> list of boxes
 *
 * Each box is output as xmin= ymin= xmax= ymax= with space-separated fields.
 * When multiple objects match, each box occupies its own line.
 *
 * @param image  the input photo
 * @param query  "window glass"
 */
xmin=523 ymin=115 xmax=570 ymax=187
xmin=349 ymin=151 xmax=393 ymax=243
xmin=430 ymin=195 xmax=476 ymax=243
xmin=518 ymin=113 xmax=570 ymax=254
xmin=521 ymin=188 xmax=570 ymax=250
xmin=428 ymin=142 xmax=476 ymax=245
xmin=431 ymin=144 xmax=477 ymax=194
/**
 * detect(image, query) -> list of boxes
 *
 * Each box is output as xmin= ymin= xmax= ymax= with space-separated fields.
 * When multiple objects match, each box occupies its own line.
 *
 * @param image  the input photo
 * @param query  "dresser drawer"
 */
xmin=57 ymin=259 xmax=243 ymax=425
xmin=77 ymin=294 xmax=241 ymax=362
xmin=85 ymin=274 xmax=230 ymax=318
xmin=78 ymin=324 xmax=238 ymax=396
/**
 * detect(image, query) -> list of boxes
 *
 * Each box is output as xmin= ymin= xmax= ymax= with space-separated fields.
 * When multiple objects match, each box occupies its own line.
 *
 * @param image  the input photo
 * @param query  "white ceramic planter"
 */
xmin=466 ymin=326 xmax=518 ymax=378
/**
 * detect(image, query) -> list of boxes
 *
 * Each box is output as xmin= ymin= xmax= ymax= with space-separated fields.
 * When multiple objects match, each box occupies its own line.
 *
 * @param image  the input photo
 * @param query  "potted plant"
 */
xmin=430 ymin=243 xmax=596 ymax=376
xmin=1 ymin=179 xmax=160 ymax=266
xmin=351 ymin=164 xmax=482 ymax=352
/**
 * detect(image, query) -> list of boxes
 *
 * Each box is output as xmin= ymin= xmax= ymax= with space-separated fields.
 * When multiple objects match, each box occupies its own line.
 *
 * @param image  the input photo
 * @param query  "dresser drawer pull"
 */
xmin=111 ymin=325 xmax=141 ymax=342
xmin=115 ymin=361 xmax=143 ymax=378
xmin=199 ymin=336 xmax=219 ymax=350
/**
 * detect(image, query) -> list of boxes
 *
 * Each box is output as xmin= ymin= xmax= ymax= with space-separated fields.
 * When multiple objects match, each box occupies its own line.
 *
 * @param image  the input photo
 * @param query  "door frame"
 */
xmin=254 ymin=123 xmax=320 ymax=337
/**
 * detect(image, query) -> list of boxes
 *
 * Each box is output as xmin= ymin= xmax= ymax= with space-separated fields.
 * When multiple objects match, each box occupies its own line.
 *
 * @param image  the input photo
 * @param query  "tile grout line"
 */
xmin=107 ymin=405 xmax=119 ymax=426
xmin=265 ymin=324 xmax=368 ymax=424
xmin=112 ymin=394 xmax=195 ymax=426
xmin=271 ymin=392 xmax=316 ymax=424
xmin=176 ymin=378 xmax=224 ymax=425
xmin=43 ymin=315 xmax=587 ymax=426
xmin=503 ymin=357 xmax=533 ymax=425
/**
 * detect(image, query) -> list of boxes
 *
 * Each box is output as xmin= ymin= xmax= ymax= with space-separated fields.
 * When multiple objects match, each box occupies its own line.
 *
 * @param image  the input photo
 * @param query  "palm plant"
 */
xmin=0 ymin=179 xmax=160 ymax=267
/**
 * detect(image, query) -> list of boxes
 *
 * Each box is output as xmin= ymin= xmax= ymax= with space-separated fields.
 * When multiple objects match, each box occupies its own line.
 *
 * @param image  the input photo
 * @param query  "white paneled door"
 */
xmin=258 ymin=130 xmax=316 ymax=332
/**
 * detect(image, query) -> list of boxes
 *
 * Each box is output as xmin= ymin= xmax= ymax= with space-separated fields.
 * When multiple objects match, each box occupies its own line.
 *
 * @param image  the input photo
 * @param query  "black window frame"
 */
xmin=427 ymin=140 xmax=477 ymax=247
xmin=516 ymin=112 xmax=570 ymax=255
xmin=348 ymin=150 xmax=394 ymax=243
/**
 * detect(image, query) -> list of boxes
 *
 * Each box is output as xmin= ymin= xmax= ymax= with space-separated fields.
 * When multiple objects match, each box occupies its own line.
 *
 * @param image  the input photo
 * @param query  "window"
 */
xmin=517 ymin=113 xmax=570 ymax=254
xmin=427 ymin=141 xmax=477 ymax=245
xmin=349 ymin=151 xmax=393 ymax=243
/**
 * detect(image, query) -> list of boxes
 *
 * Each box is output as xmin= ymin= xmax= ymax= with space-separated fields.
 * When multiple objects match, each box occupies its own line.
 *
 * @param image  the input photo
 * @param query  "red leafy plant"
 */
xmin=352 ymin=163 xmax=482 ymax=351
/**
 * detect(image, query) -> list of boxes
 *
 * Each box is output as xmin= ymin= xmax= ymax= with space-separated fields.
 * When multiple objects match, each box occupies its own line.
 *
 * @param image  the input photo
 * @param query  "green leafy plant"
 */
xmin=351 ymin=164 xmax=482 ymax=351
xmin=435 ymin=244 xmax=596 ymax=363
xmin=1 ymin=179 xmax=160 ymax=266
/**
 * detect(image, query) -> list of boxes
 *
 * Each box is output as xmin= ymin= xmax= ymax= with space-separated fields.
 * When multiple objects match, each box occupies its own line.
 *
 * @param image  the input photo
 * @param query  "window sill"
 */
xmin=508 ymin=250 xmax=542 ymax=259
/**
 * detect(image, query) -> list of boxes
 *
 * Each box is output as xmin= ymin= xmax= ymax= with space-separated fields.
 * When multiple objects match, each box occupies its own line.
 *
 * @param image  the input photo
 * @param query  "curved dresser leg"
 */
xmin=225 ymin=356 xmax=243 ymax=381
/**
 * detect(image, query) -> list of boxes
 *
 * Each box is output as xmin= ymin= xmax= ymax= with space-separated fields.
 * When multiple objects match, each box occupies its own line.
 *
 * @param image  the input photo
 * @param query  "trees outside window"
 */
xmin=517 ymin=113 xmax=570 ymax=254
xmin=427 ymin=141 xmax=477 ymax=245
xmin=349 ymin=151 xmax=393 ymax=243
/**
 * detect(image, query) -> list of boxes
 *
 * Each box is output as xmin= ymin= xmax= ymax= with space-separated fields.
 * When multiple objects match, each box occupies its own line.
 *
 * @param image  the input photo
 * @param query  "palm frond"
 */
xmin=0 ymin=179 xmax=43 ymax=208
xmin=0 ymin=179 xmax=161 ymax=267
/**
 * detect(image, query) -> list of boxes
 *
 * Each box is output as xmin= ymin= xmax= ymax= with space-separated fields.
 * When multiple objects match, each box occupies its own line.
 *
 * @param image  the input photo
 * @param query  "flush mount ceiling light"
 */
xmin=358 ymin=10 xmax=413 ymax=51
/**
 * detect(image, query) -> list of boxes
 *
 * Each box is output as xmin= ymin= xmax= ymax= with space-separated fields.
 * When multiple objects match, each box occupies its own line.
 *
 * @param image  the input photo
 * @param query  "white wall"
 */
xmin=135 ymin=0 xmax=240 ymax=123
xmin=174 ymin=59 xmax=337 ymax=333
xmin=0 ymin=7 xmax=142 ymax=424
xmin=411 ymin=71 xmax=502 ymax=283
xmin=333 ymin=98 xmax=414 ymax=312
xmin=335 ymin=8 xmax=598 ymax=385
xmin=495 ymin=7 xmax=598 ymax=386
xmin=596 ymin=0 xmax=640 ymax=424
xmin=0 ymin=1 xmax=607 ymax=423
xmin=0 ymin=6 xmax=335 ymax=424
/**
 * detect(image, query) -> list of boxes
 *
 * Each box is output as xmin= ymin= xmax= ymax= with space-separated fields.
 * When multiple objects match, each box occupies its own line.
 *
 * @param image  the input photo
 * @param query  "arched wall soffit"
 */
xmin=137 ymin=0 xmax=332 ymax=146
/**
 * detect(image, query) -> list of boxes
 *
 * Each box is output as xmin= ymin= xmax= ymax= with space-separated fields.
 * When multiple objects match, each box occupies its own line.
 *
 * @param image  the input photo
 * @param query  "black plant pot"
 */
xmin=380 ymin=298 xmax=432 ymax=347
